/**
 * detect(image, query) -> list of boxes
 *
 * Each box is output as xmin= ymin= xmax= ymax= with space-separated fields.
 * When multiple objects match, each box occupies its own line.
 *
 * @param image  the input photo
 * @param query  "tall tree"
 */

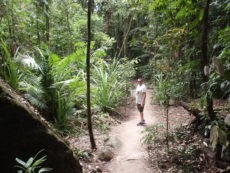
xmin=201 ymin=0 xmax=210 ymax=83
xmin=86 ymin=0 xmax=96 ymax=150
xmin=201 ymin=0 xmax=215 ymax=121
xmin=45 ymin=0 xmax=51 ymax=48
xmin=117 ymin=0 xmax=139 ymax=59
xmin=35 ymin=0 xmax=41 ymax=46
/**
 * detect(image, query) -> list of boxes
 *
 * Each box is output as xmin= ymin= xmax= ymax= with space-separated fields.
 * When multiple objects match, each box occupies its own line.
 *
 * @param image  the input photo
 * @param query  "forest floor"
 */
xmin=68 ymin=89 xmax=203 ymax=173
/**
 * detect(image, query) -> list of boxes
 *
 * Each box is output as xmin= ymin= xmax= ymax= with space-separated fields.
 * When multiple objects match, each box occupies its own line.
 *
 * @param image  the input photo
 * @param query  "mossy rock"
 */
xmin=0 ymin=78 xmax=82 ymax=173
xmin=98 ymin=148 xmax=113 ymax=161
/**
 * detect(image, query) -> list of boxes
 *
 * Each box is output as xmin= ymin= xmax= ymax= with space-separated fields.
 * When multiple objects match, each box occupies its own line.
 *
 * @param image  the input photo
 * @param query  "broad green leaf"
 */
xmin=32 ymin=156 xmax=47 ymax=167
xmin=25 ymin=157 xmax=34 ymax=168
xmin=15 ymin=158 xmax=27 ymax=166
xmin=38 ymin=168 xmax=53 ymax=173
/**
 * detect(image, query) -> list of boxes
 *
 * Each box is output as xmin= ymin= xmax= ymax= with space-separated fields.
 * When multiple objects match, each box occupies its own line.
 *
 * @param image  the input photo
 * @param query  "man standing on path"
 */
xmin=136 ymin=78 xmax=147 ymax=126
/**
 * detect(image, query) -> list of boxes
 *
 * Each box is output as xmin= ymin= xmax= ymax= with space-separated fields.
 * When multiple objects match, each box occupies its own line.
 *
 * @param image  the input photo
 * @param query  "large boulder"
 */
xmin=0 ymin=79 xmax=82 ymax=173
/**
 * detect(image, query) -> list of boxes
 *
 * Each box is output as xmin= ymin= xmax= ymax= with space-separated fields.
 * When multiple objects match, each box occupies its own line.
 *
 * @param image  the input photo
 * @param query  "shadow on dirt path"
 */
xmin=104 ymin=89 xmax=160 ymax=173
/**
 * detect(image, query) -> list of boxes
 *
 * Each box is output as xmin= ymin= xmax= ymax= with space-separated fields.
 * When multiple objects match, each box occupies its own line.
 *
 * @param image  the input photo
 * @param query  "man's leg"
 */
xmin=140 ymin=111 xmax=144 ymax=121
xmin=137 ymin=104 xmax=143 ymax=120
xmin=137 ymin=104 xmax=145 ymax=125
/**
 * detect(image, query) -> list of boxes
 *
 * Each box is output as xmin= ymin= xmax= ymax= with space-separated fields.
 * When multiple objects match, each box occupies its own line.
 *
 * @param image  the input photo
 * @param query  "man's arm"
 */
xmin=141 ymin=92 xmax=146 ymax=107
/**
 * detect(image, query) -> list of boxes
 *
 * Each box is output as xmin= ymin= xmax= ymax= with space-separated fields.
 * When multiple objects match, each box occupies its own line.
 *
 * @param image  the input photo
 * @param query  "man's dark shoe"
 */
xmin=137 ymin=121 xmax=144 ymax=126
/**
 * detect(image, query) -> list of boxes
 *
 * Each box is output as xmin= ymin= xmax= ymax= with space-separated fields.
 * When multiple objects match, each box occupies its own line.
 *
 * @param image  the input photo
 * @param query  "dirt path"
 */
xmin=104 ymin=89 xmax=159 ymax=173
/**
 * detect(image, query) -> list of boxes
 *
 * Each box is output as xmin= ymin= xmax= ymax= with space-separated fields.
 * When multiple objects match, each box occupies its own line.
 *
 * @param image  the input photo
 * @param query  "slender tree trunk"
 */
xmin=201 ymin=0 xmax=210 ymax=82
xmin=66 ymin=10 xmax=71 ymax=35
xmin=153 ymin=15 xmax=158 ymax=85
xmin=7 ymin=14 xmax=12 ymax=42
xmin=10 ymin=1 xmax=16 ymax=43
xmin=207 ymin=92 xmax=215 ymax=121
xmin=124 ymin=40 xmax=126 ymax=57
xmin=189 ymin=55 xmax=195 ymax=98
xmin=66 ymin=6 xmax=73 ymax=53
xmin=166 ymin=105 xmax=169 ymax=152
xmin=165 ymin=94 xmax=169 ymax=152
xmin=45 ymin=1 xmax=50 ymax=48
xmin=6 ymin=0 xmax=15 ymax=55
xmin=87 ymin=0 xmax=96 ymax=150
xmin=117 ymin=0 xmax=139 ymax=59
xmin=35 ymin=1 xmax=40 ymax=46
xmin=117 ymin=13 xmax=135 ymax=59
xmin=0 ymin=1 xmax=5 ymax=26
xmin=105 ymin=10 xmax=109 ymax=34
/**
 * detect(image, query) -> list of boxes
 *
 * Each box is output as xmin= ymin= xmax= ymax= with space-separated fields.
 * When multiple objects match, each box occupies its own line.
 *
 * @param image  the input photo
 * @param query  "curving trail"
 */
xmin=104 ymin=89 xmax=160 ymax=173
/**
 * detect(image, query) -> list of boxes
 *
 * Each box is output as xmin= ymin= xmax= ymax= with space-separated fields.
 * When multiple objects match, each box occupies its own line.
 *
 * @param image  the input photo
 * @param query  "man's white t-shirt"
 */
xmin=136 ymin=84 xmax=147 ymax=104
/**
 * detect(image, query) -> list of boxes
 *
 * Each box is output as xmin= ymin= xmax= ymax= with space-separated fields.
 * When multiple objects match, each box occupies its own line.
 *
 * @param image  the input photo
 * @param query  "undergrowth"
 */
xmin=144 ymin=123 xmax=222 ymax=173
xmin=58 ymin=112 xmax=119 ymax=138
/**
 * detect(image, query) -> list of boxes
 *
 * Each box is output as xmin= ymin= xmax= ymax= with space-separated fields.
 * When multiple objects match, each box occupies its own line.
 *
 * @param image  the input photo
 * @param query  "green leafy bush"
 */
xmin=92 ymin=58 xmax=135 ymax=112
xmin=15 ymin=150 xmax=52 ymax=173
xmin=141 ymin=123 xmax=165 ymax=144
xmin=0 ymin=39 xmax=20 ymax=89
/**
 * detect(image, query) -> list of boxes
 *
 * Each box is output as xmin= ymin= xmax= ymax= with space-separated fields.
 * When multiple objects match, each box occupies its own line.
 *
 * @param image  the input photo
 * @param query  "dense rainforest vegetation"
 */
xmin=1 ymin=0 xmax=230 ymax=172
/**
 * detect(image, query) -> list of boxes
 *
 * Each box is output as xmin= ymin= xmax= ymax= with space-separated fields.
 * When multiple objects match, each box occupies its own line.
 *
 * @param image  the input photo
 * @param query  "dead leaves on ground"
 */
xmin=147 ymin=124 xmax=226 ymax=173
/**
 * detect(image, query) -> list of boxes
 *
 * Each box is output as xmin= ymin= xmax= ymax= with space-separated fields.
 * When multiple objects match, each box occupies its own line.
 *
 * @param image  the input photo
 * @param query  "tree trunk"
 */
xmin=189 ymin=55 xmax=196 ymax=98
xmin=87 ymin=0 xmax=96 ymax=150
xmin=206 ymin=92 xmax=215 ymax=121
xmin=201 ymin=0 xmax=215 ymax=121
xmin=117 ymin=3 xmax=138 ymax=59
xmin=6 ymin=0 xmax=16 ymax=56
xmin=35 ymin=1 xmax=41 ymax=46
xmin=0 ymin=1 xmax=5 ymax=26
xmin=165 ymin=105 xmax=169 ymax=152
xmin=66 ymin=6 xmax=72 ymax=53
xmin=105 ymin=10 xmax=109 ymax=34
xmin=10 ymin=1 xmax=16 ymax=44
xmin=45 ymin=0 xmax=50 ymax=48
xmin=201 ymin=0 xmax=210 ymax=82
xmin=153 ymin=15 xmax=158 ymax=85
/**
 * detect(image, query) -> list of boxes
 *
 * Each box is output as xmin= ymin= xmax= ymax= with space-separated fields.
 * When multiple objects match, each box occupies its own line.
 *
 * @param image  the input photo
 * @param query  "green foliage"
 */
xmin=92 ymin=58 xmax=135 ymax=111
xmin=0 ymin=40 xmax=20 ymax=89
xmin=141 ymin=123 xmax=165 ymax=144
xmin=57 ymin=91 xmax=67 ymax=128
xmin=19 ymin=74 xmax=46 ymax=109
xmin=153 ymin=69 xmax=184 ymax=105
xmin=15 ymin=150 xmax=52 ymax=173
xmin=40 ymin=53 xmax=58 ymax=120
xmin=74 ymin=148 xmax=91 ymax=160
xmin=153 ymin=73 xmax=168 ymax=105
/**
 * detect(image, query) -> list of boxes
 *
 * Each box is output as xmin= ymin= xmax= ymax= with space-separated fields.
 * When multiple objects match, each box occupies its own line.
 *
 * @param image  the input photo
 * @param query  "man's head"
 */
xmin=137 ymin=78 xmax=143 ymax=85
